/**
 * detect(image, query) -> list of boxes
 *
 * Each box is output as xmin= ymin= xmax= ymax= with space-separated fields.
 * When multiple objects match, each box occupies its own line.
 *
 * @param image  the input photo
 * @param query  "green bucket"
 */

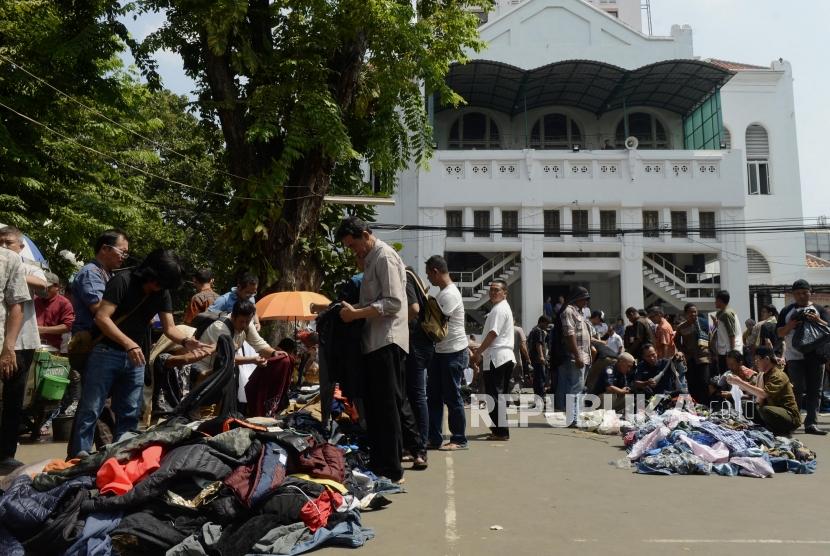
xmin=39 ymin=374 xmax=70 ymax=401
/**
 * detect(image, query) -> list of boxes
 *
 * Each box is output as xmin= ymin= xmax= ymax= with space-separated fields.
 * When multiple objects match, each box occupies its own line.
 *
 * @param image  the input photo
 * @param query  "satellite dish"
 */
xmin=625 ymin=136 xmax=639 ymax=150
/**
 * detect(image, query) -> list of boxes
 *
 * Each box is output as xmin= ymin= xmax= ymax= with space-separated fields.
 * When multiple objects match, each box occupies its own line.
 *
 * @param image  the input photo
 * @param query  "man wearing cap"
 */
xmin=593 ymin=352 xmax=636 ymax=412
xmin=777 ymin=279 xmax=830 ymax=435
xmin=35 ymin=273 xmax=75 ymax=353
xmin=556 ymin=287 xmax=592 ymax=425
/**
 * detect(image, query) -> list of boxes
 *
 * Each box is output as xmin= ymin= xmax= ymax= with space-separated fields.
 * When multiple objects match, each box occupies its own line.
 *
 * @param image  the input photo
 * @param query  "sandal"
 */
xmin=439 ymin=442 xmax=469 ymax=451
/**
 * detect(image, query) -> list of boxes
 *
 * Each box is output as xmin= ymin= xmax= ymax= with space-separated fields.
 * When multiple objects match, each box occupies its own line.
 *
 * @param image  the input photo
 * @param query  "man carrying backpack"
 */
xmin=404 ymin=266 xmax=434 ymax=467
xmin=425 ymin=255 xmax=469 ymax=451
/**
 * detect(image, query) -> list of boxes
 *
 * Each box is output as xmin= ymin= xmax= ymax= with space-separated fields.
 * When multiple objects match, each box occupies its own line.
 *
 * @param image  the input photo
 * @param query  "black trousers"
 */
xmin=1 ymin=349 xmax=34 ymax=459
xmin=686 ymin=361 xmax=711 ymax=405
xmin=484 ymin=360 xmax=513 ymax=438
xmin=787 ymin=355 xmax=824 ymax=427
xmin=364 ymin=344 xmax=408 ymax=481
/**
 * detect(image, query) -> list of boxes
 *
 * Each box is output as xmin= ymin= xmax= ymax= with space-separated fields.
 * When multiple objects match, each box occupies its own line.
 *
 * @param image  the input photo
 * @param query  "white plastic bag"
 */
xmin=597 ymin=410 xmax=622 ymax=435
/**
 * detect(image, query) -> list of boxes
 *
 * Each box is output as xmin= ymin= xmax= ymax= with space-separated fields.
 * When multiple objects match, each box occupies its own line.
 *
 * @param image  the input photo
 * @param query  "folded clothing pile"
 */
xmin=0 ymin=413 xmax=389 ymax=556
xmin=622 ymin=409 xmax=817 ymax=477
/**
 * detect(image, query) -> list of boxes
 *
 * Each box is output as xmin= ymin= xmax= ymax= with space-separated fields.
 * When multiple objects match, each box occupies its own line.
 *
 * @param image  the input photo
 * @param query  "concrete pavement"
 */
xmin=7 ymin=411 xmax=830 ymax=556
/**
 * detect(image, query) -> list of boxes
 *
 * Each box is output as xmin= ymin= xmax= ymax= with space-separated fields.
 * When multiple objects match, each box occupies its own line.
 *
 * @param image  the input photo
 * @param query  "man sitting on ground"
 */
xmin=191 ymin=300 xmax=280 ymax=386
xmin=593 ymin=352 xmax=636 ymax=412
xmin=633 ymin=344 xmax=681 ymax=399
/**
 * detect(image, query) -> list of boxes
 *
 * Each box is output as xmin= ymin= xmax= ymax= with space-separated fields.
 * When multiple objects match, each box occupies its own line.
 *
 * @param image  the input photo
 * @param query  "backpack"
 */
xmin=548 ymin=306 xmax=568 ymax=368
xmin=405 ymin=269 xmax=448 ymax=342
xmin=191 ymin=311 xmax=233 ymax=341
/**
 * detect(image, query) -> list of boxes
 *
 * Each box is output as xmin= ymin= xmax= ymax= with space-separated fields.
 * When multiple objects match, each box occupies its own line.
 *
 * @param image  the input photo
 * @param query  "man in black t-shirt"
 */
xmin=69 ymin=249 xmax=208 ymax=457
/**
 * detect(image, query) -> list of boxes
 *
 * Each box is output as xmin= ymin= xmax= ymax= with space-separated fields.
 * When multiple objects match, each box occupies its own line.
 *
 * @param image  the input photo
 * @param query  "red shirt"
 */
xmin=35 ymin=294 xmax=75 ymax=350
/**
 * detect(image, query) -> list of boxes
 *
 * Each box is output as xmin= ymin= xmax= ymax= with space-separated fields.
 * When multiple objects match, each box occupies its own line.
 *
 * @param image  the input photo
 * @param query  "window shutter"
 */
xmin=745 ymin=125 xmax=769 ymax=160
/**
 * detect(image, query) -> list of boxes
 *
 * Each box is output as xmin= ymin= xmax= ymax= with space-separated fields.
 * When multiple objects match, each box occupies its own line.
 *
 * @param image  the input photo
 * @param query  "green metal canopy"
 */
xmin=438 ymin=59 xmax=735 ymax=117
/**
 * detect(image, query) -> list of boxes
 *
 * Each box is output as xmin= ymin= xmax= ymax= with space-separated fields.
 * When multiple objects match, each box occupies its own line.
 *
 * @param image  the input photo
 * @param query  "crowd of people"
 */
xmin=532 ymin=284 xmax=827 ymax=438
xmin=0 ymin=218 xmax=828 ymax=486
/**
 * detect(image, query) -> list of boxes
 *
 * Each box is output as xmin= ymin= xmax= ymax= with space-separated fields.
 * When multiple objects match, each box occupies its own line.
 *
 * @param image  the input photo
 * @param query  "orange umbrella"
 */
xmin=256 ymin=291 xmax=332 ymax=321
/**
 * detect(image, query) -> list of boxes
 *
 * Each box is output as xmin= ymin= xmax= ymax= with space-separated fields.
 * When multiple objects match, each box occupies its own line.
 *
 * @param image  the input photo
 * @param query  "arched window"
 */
xmin=448 ymin=113 xmax=501 ymax=149
xmin=747 ymin=248 xmax=771 ymax=273
xmin=746 ymin=124 xmax=770 ymax=195
xmin=615 ymin=112 xmax=669 ymax=149
xmin=529 ymin=113 xmax=583 ymax=149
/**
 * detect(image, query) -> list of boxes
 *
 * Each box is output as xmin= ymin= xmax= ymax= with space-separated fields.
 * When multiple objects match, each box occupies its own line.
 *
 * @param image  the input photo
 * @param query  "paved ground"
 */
xmin=7 ymin=411 xmax=830 ymax=556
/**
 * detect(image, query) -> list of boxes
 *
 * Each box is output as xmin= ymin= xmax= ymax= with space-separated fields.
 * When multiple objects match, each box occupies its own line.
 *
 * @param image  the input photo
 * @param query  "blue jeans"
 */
xmin=427 ymin=350 xmax=468 ymax=446
xmin=406 ymin=343 xmax=434 ymax=447
xmin=69 ymin=344 xmax=144 ymax=456
xmin=555 ymin=359 xmax=586 ymax=412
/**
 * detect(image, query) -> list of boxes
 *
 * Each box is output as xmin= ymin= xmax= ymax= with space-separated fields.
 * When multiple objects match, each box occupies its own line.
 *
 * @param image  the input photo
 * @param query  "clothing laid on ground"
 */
xmin=244 ymin=354 xmax=294 ymax=417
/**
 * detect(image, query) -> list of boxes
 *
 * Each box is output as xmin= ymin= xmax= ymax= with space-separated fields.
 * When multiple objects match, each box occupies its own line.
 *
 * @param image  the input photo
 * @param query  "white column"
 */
xmin=690 ymin=208 xmax=700 ymax=238
xmin=520 ymin=207 xmax=544 ymax=330
xmin=463 ymin=207 xmax=474 ymax=242
xmin=620 ymin=208 xmax=644 ymax=315
xmin=661 ymin=207 xmax=671 ymax=244
xmin=493 ymin=207 xmax=502 ymax=242
xmin=563 ymin=207 xmax=573 ymax=238
xmin=719 ymin=208 xmax=750 ymax=321
xmin=591 ymin=206 xmax=601 ymax=242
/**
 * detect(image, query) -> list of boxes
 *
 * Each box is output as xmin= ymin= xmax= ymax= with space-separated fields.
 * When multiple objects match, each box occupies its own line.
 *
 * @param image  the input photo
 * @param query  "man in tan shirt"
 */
xmin=338 ymin=216 xmax=411 ymax=482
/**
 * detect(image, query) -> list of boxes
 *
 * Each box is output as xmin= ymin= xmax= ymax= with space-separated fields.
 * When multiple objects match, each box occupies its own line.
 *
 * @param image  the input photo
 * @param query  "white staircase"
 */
xmin=450 ymin=252 xmax=521 ymax=311
xmin=642 ymin=254 xmax=719 ymax=312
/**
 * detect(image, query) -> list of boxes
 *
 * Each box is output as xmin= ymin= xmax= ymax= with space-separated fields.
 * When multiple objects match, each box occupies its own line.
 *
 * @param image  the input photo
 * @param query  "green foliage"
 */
xmin=132 ymin=0 xmax=489 ymax=290
xmin=0 ymin=0 xmax=230 ymax=280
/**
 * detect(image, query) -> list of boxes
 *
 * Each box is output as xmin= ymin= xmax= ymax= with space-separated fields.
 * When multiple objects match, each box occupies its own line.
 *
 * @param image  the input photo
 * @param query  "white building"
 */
xmin=377 ymin=0 xmax=808 ymax=329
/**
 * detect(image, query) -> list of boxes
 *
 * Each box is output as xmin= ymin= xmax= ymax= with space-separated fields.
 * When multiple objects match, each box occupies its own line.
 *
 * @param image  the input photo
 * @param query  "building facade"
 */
xmin=376 ymin=0 xmax=806 ymax=329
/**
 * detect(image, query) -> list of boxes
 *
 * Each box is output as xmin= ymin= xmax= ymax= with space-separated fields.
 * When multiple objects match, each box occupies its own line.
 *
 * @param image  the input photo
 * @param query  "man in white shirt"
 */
xmin=471 ymin=279 xmax=515 ymax=441
xmin=425 ymin=255 xmax=470 ymax=451
xmin=191 ymin=300 xmax=279 ymax=384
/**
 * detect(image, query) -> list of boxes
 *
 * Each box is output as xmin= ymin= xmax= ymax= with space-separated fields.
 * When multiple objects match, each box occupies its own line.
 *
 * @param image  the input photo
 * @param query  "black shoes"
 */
xmin=805 ymin=425 xmax=828 ymax=436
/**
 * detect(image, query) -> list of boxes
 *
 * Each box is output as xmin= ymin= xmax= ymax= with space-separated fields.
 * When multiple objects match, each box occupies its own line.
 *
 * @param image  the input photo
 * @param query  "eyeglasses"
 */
xmin=107 ymin=245 xmax=129 ymax=258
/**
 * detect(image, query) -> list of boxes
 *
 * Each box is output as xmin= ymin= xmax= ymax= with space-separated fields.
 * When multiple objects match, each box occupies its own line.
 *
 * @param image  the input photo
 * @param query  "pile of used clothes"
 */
xmin=0 ymin=412 xmax=399 ymax=556
xmin=621 ymin=409 xmax=817 ymax=477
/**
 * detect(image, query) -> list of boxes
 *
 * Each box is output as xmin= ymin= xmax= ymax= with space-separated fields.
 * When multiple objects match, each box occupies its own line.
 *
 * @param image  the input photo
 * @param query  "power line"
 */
xmin=0 ymin=53 xmax=313 ymax=190
xmin=0 ymin=99 xmax=324 ymax=203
